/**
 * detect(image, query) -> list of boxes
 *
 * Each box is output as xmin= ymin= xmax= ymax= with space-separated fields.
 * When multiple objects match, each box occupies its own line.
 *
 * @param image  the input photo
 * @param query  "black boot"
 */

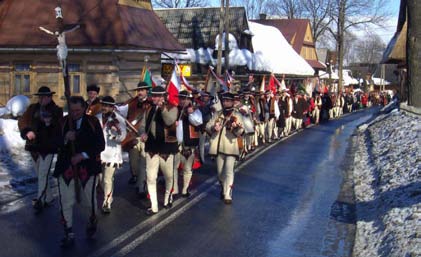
xmin=60 ymin=228 xmax=75 ymax=248
xmin=32 ymin=199 xmax=43 ymax=214
xmin=86 ymin=216 xmax=97 ymax=239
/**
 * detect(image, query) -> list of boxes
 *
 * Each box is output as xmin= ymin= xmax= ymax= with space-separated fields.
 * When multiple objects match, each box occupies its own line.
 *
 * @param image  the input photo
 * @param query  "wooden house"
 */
xmin=0 ymin=0 xmax=183 ymax=106
xmin=155 ymin=7 xmax=253 ymax=80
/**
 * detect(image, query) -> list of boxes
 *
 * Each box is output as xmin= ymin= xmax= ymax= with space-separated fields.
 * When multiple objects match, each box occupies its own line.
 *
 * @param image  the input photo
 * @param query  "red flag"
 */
xmin=268 ymin=74 xmax=277 ymax=94
xmin=167 ymin=68 xmax=181 ymax=106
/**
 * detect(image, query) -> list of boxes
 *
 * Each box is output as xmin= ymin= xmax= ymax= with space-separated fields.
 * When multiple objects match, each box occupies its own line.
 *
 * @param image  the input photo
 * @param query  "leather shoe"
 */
xmin=138 ymin=192 xmax=148 ymax=199
xmin=60 ymin=232 xmax=75 ymax=248
xmin=181 ymin=192 xmax=191 ymax=198
xmin=164 ymin=202 xmax=173 ymax=209
xmin=223 ymin=199 xmax=232 ymax=205
xmin=146 ymin=208 xmax=158 ymax=216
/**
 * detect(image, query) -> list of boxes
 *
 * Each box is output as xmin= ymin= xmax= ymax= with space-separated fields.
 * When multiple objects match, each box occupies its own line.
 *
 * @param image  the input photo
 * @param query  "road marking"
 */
xmin=88 ymin=138 xmax=285 ymax=257
xmin=110 ymin=183 xmax=214 ymax=257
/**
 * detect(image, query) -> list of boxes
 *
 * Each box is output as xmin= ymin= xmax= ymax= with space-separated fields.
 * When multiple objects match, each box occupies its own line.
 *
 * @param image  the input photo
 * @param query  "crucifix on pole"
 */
xmin=39 ymin=4 xmax=83 ymax=202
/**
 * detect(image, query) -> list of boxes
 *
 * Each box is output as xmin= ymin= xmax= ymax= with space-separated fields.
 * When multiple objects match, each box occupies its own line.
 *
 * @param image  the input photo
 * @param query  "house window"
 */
xmin=68 ymin=64 xmax=82 ymax=94
xmin=14 ymin=64 xmax=31 ymax=95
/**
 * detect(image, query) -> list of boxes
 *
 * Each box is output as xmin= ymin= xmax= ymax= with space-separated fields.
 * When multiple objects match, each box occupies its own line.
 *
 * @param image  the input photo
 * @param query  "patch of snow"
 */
xmin=352 ymin=111 xmax=421 ymax=257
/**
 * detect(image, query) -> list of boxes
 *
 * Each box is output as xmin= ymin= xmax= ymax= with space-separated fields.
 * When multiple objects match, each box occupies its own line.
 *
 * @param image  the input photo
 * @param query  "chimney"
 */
xmin=259 ymin=13 xmax=267 ymax=20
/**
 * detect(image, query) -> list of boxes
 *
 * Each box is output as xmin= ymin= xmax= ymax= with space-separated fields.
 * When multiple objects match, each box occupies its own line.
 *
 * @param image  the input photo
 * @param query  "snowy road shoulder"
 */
xmin=352 ymin=110 xmax=421 ymax=257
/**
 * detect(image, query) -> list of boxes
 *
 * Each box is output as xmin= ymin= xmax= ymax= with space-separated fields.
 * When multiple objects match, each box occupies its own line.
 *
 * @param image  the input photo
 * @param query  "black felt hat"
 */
xmin=150 ymin=86 xmax=167 ymax=95
xmin=100 ymin=96 xmax=116 ymax=105
xmin=87 ymin=84 xmax=100 ymax=93
xmin=34 ymin=86 xmax=55 ymax=96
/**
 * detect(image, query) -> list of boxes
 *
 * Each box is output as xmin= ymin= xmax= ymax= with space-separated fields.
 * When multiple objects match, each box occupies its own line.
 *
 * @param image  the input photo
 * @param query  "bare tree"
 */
xmin=230 ymin=0 xmax=268 ymax=19
xmin=328 ymin=0 xmax=390 ymax=93
xmin=152 ymin=0 xmax=208 ymax=8
xmin=352 ymin=32 xmax=386 ymax=64
xmin=407 ymin=0 xmax=421 ymax=107
xmin=265 ymin=0 xmax=304 ymax=19
xmin=302 ymin=0 xmax=334 ymax=44
xmin=258 ymin=0 xmax=334 ymax=46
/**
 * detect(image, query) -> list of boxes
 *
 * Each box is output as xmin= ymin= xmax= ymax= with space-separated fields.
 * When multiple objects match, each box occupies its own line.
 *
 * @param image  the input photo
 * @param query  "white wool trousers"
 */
xmin=216 ymin=154 xmax=236 ymax=200
xmin=173 ymin=150 xmax=195 ymax=195
xmin=284 ymin=117 xmax=292 ymax=135
xmin=33 ymin=154 xmax=55 ymax=204
xmin=129 ymin=140 xmax=147 ymax=193
xmin=145 ymin=153 xmax=174 ymax=212
xmin=100 ymin=165 xmax=116 ymax=208
xmin=57 ymin=175 xmax=97 ymax=228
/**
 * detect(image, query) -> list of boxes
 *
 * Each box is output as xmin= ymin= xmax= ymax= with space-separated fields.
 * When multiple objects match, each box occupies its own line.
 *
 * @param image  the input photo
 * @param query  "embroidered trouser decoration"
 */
xmin=57 ymin=175 xmax=98 ymax=229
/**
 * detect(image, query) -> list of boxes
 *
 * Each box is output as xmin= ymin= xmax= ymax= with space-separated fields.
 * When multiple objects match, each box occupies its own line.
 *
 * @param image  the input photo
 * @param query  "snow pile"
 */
xmin=0 ymin=119 xmax=26 ymax=148
xmin=352 ymin=111 xmax=421 ymax=257
xmin=0 ymin=118 xmax=34 ymax=204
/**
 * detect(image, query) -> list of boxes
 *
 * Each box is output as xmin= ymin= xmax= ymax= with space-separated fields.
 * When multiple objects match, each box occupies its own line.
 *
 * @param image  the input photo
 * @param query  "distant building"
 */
xmin=0 ymin=0 xmax=183 ymax=105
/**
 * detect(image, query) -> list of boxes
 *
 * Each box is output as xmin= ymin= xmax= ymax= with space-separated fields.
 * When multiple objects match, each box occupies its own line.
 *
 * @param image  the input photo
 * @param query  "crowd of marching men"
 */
xmin=16 ymin=72 xmax=391 ymax=247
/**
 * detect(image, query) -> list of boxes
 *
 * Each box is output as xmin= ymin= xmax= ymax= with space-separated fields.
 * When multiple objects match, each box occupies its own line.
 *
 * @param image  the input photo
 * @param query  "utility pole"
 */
xmin=216 ymin=0 xmax=225 ymax=77
xmin=223 ymin=0 xmax=230 ymax=71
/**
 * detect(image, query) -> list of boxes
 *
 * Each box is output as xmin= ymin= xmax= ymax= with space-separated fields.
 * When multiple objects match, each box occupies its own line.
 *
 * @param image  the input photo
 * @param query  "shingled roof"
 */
xmin=0 ymin=0 xmax=184 ymax=52
xmin=154 ymin=7 xmax=251 ymax=51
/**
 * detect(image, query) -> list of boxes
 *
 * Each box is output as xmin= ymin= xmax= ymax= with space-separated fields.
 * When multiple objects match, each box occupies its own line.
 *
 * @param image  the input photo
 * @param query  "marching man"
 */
xmin=173 ymin=90 xmax=203 ymax=197
xmin=206 ymin=92 xmax=244 ymax=204
xmin=53 ymin=96 xmax=105 ymax=247
xmin=140 ymin=86 xmax=178 ymax=215
xmin=85 ymin=84 xmax=102 ymax=116
xmin=96 ymin=96 xmax=127 ymax=213
xmin=18 ymin=86 xmax=63 ymax=213
xmin=123 ymin=82 xmax=151 ymax=198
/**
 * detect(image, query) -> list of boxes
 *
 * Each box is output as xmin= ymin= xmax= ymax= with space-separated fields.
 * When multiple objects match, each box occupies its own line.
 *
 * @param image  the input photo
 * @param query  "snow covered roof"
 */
xmin=162 ymin=20 xmax=315 ymax=76
xmin=319 ymin=71 xmax=339 ymax=80
xmin=339 ymin=69 xmax=359 ymax=86
xmin=372 ymin=77 xmax=391 ymax=85
xmin=248 ymin=21 xmax=314 ymax=76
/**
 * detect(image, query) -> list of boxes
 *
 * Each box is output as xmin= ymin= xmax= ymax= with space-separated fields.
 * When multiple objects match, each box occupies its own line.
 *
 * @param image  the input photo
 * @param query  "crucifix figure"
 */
xmin=39 ymin=6 xmax=80 ymax=77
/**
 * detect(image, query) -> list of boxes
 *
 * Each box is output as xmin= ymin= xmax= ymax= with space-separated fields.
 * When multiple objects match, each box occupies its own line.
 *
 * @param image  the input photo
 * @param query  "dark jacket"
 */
xmin=53 ymin=115 xmax=105 ymax=183
xmin=18 ymin=101 xmax=63 ymax=156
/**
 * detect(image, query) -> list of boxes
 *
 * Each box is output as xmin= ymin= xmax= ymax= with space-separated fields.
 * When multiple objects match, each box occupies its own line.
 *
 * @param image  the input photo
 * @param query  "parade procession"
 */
xmin=0 ymin=0 xmax=419 ymax=256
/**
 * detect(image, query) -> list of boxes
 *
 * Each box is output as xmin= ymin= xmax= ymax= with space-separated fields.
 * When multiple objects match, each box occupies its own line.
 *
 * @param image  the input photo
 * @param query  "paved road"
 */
xmin=0 ymin=108 xmax=377 ymax=257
